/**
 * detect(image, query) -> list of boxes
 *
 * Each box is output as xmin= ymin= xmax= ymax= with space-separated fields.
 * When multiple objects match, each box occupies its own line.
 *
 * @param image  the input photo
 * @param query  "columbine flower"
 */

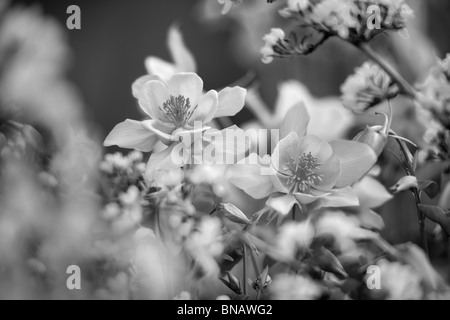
xmin=341 ymin=62 xmax=399 ymax=113
xmin=104 ymin=72 xmax=246 ymax=177
xmin=230 ymin=104 xmax=378 ymax=215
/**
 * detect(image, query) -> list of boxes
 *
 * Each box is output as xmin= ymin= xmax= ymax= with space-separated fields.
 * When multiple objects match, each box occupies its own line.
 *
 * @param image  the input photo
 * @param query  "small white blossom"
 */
xmin=341 ymin=62 xmax=399 ymax=113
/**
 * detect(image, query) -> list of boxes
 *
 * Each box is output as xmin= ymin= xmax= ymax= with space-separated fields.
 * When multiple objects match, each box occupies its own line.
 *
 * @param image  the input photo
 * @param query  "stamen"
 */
xmin=159 ymin=95 xmax=197 ymax=127
xmin=282 ymin=152 xmax=323 ymax=194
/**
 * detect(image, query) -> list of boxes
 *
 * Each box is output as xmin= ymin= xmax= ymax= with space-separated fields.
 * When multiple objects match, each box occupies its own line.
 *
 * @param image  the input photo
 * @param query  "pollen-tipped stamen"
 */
xmin=160 ymin=95 xmax=197 ymax=128
xmin=283 ymin=152 xmax=323 ymax=194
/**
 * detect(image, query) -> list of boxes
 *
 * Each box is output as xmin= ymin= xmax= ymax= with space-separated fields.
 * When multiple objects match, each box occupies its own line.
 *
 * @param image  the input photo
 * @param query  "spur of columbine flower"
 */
xmin=229 ymin=104 xmax=378 ymax=215
xmin=104 ymin=72 xmax=246 ymax=177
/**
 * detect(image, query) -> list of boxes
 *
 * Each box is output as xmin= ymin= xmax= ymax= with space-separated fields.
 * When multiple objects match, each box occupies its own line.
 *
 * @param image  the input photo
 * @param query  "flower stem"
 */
xmin=394 ymin=137 xmax=429 ymax=257
xmin=242 ymin=244 xmax=248 ymax=297
xmin=357 ymin=43 xmax=418 ymax=100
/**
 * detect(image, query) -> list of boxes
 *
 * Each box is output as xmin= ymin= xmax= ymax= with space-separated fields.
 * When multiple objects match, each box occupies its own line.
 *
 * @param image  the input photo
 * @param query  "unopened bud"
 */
xmin=354 ymin=112 xmax=391 ymax=157
xmin=391 ymin=176 xmax=419 ymax=194
xmin=218 ymin=203 xmax=251 ymax=226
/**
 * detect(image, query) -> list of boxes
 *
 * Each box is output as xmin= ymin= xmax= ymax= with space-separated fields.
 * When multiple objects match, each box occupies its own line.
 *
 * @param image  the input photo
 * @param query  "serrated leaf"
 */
xmin=418 ymin=204 xmax=450 ymax=237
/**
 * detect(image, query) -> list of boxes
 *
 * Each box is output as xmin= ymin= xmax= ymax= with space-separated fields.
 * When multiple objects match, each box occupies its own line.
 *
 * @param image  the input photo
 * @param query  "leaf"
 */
xmin=418 ymin=180 xmax=440 ymax=199
xmin=418 ymin=204 xmax=450 ymax=237
xmin=440 ymin=182 xmax=450 ymax=209
xmin=311 ymin=247 xmax=348 ymax=279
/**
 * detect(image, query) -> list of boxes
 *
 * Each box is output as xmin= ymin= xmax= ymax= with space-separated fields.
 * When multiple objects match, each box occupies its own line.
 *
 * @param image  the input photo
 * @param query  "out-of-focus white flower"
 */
xmin=271 ymin=221 xmax=314 ymax=262
xmin=274 ymin=80 xmax=354 ymax=141
xmin=218 ymin=0 xmax=244 ymax=14
xmin=353 ymin=167 xmax=392 ymax=209
xmin=287 ymin=0 xmax=310 ymax=11
xmin=372 ymin=259 xmax=423 ymax=300
xmin=185 ymin=217 xmax=224 ymax=277
xmin=216 ymin=295 xmax=231 ymax=300
xmin=341 ymin=62 xmax=399 ymax=114
xmin=270 ymin=274 xmax=323 ymax=300
xmin=174 ymin=291 xmax=192 ymax=300
xmin=154 ymin=168 xmax=185 ymax=189
xmin=315 ymin=211 xmax=377 ymax=252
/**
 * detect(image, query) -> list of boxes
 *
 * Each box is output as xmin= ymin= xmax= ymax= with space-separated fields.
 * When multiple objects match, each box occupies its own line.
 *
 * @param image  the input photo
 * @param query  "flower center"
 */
xmin=160 ymin=95 xmax=197 ymax=128
xmin=283 ymin=152 xmax=323 ymax=194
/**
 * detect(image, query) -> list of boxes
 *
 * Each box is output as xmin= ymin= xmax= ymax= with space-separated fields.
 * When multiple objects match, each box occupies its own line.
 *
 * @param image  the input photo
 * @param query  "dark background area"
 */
xmin=12 ymin=0 xmax=247 ymax=137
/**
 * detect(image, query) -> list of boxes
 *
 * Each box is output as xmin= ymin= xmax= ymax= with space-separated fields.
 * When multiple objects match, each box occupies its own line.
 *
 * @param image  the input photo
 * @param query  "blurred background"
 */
xmin=7 ymin=0 xmax=450 ymax=245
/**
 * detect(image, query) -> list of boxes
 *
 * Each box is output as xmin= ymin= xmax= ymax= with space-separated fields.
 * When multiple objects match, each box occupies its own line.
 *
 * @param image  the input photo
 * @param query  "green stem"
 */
xmin=394 ymin=137 xmax=429 ymax=257
xmin=242 ymin=244 xmax=248 ymax=297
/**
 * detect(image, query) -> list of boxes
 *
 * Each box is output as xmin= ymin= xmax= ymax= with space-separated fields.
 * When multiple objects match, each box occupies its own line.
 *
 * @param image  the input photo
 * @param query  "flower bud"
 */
xmin=391 ymin=176 xmax=419 ymax=194
xmin=218 ymin=203 xmax=251 ymax=226
xmin=354 ymin=112 xmax=391 ymax=157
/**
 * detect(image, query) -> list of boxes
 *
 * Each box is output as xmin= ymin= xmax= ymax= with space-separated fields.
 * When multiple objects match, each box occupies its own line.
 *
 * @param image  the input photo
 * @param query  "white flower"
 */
xmin=373 ymin=259 xmax=423 ymax=300
xmin=341 ymin=62 xmax=399 ymax=113
xmin=270 ymin=274 xmax=323 ymax=300
xmin=271 ymin=222 xmax=314 ymax=261
xmin=185 ymin=217 xmax=224 ymax=277
xmin=287 ymin=0 xmax=310 ymax=11
xmin=218 ymin=0 xmax=243 ymax=15
xmin=261 ymin=28 xmax=285 ymax=64
xmin=104 ymin=72 xmax=247 ymax=177
xmin=315 ymin=211 xmax=377 ymax=252
xmin=273 ymin=80 xmax=354 ymax=141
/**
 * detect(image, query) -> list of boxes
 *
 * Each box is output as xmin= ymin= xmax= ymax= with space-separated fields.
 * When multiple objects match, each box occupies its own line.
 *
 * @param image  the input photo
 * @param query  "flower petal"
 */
xmin=315 ymin=154 xmax=341 ymax=190
xmin=104 ymin=119 xmax=158 ymax=152
xmin=266 ymin=194 xmax=298 ymax=215
xmin=280 ymin=103 xmax=310 ymax=140
xmin=215 ymin=87 xmax=247 ymax=118
xmin=228 ymin=155 xmax=276 ymax=199
xmin=271 ymin=132 xmax=299 ymax=173
xmin=330 ymin=140 xmax=378 ymax=188
xmin=144 ymin=144 xmax=179 ymax=181
xmin=294 ymin=191 xmax=329 ymax=205
xmin=354 ymin=176 xmax=393 ymax=209
xmin=142 ymin=119 xmax=176 ymax=146
xmin=190 ymin=90 xmax=219 ymax=124
xmin=167 ymin=73 xmax=203 ymax=107
xmin=296 ymin=135 xmax=333 ymax=163
xmin=308 ymin=187 xmax=359 ymax=210
xmin=145 ymin=57 xmax=177 ymax=82
xmin=167 ymin=25 xmax=197 ymax=74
